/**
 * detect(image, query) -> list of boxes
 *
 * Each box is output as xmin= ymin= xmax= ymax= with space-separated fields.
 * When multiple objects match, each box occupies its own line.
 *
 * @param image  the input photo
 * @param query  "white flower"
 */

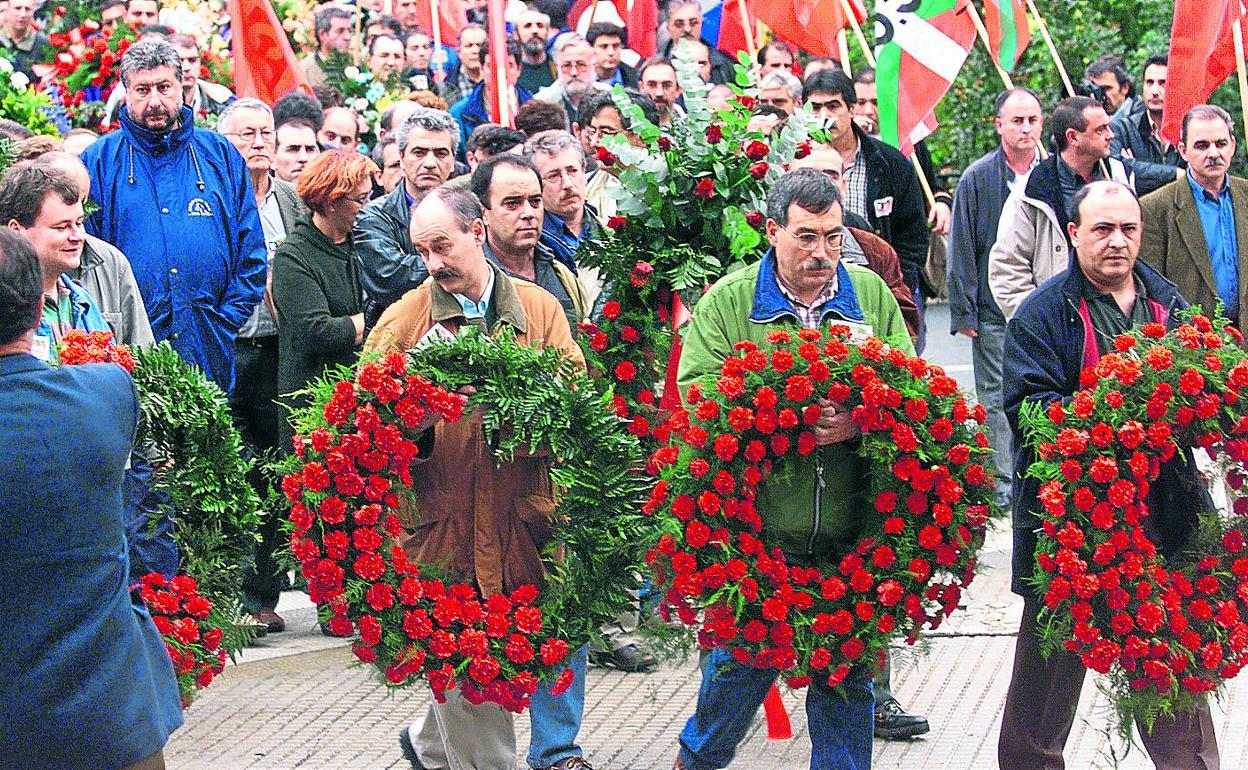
xmin=344 ymin=66 xmax=361 ymax=80
xmin=10 ymin=71 xmax=29 ymax=91
xmin=0 ymin=58 xmax=13 ymax=74
xmin=352 ymin=97 xmax=368 ymax=112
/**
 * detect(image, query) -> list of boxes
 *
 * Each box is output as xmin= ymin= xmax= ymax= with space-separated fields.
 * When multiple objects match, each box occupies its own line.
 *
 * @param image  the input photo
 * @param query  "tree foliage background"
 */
xmin=847 ymin=1 xmax=1242 ymax=178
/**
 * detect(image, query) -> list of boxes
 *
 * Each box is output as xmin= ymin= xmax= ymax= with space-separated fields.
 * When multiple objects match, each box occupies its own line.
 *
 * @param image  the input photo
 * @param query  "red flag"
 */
xmin=415 ymin=0 xmax=468 ymax=48
xmin=1161 ymin=0 xmax=1245 ymax=146
xmin=486 ymin=0 xmax=510 ymax=126
xmin=226 ymin=0 xmax=309 ymax=104
xmin=746 ymin=0 xmax=866 ymax=58
xmin=568 ymin=0 xmax=658 ymax=59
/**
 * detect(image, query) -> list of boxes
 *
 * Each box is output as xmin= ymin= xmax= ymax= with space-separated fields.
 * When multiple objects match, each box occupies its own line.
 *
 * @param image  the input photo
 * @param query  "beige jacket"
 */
xmin=987 ymin=176 xmax=1069 ymax=321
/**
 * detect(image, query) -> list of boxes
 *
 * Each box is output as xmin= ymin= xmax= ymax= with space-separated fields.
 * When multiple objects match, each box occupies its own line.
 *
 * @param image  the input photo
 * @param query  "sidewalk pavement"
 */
xmin=164 ymin=523 xmax=1247 ymax=769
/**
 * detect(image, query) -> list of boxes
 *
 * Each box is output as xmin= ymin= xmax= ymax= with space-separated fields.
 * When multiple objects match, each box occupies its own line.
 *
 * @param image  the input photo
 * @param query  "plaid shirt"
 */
xmin=777 ymin=273 xmax=840 ymax=330
xmin=842 ymin=143 xmax=869 ymax=222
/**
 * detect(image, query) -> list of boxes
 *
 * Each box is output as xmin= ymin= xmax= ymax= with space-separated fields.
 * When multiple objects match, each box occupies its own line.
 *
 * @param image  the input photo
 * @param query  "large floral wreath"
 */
xmin=643 ymin=327 xmax=996 ymax=686
xmin=282 ymin=330 xmax=650 ymax=712
xmin=58 ymin=330 xmax=260 ymax=705
xmin=1022 ymin=313 xmax=1248 ymax=728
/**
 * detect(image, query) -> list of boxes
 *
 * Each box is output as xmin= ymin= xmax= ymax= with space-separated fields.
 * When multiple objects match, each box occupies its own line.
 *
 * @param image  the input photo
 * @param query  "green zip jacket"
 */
xmin=676 ymin=254 xmax=914 ymax=563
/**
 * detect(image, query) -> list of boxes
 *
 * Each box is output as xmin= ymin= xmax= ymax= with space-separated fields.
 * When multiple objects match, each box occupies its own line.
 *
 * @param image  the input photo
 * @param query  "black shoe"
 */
xmin=873 ymin=698 xmax=929 ymax=740
xmin=398 ymin=727 xmax=427 ymax=770
xmin=589 ymin=644 xmax=658 ymax=673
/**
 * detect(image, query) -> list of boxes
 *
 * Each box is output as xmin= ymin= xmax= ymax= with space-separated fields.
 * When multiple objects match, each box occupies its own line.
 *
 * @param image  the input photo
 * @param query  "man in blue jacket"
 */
xmin=449 ymin=35 xmax=533 ymax=162
xmin=82 ymin=39 xmax=267 ymax=393
xmin=999 ymin=180 xmax=1219 ymax=769
xmin=0 ymin=228 xmax=183 ymax=770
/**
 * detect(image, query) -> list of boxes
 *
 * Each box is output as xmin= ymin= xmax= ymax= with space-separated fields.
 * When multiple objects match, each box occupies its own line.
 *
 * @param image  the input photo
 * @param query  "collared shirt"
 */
xmin=1081 ymin=271 xmax=1151 ymax=355
xmin=453 ymin=266 xmax=496 ymax=319
xmin=601 ymin=68 xmax=624 ymax=87
xmin=1188 ymin=168 xmax=1240 ymax=320
xmin=238 ymin=183 xmax=284 ymax=338
xmin=540 ymin=204 xmax=598 ymax=272
xmin=842 ymin=142 xmax=869 ymax=222
xmin=777 ymin=272 xmax=840 ymax=330
xmin=1005 ymin=153 xmax=1042 ymax=194
xmin=840 ymin=228 xmax=867 ymax=267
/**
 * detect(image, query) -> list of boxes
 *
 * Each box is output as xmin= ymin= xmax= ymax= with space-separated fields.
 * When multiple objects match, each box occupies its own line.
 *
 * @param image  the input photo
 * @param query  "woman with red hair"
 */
xmin=272 ymin=150 xmax=378 ymax=447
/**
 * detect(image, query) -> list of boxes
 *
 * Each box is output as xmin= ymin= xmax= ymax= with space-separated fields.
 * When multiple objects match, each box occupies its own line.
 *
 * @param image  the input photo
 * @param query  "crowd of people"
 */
xmin=0 ymin=0 xmax=1241 ymax=768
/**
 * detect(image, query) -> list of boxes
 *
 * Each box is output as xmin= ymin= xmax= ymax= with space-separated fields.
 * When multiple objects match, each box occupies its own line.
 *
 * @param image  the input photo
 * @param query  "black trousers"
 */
xmin=230 ymin=336 xmax=285 ymax=613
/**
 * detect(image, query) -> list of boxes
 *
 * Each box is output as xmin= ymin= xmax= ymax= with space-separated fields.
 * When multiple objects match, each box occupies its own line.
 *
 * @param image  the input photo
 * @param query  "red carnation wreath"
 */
xmin=643 ymin=326 xmax=997 ymax=687
xmin=1024 ymin=314 xmax=1248 ymax=727
xmin=137 ymin=572 xmax=227 ymax=707
xmin=282 ymin=332 xmax=649 ymax=714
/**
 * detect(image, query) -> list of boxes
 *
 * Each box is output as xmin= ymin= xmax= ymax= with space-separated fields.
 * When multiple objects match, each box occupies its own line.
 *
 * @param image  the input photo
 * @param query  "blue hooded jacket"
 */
xmin=448 ymin=82 xmax=533 ymax=162
xmin=82 ymin=105 xmax=267 ymax=392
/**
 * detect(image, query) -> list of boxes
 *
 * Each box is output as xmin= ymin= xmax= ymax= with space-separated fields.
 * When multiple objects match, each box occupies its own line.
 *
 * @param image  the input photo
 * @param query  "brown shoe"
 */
xmin=252 ymin=607 xmax=286 ymax=633
xmin=544 ymin=758 xmax=593 ymax=770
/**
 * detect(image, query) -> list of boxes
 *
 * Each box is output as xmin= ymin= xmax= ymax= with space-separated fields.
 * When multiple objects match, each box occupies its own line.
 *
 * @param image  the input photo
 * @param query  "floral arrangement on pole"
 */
xmin=321 ymin=52 xmax=408 ymax=153
xmin=644 ymin=326 xmax=996 ymax=687
xmin=282 ymin=330 xmax=651 ymax=713
xmin=576 ymin=54 xmax=811 ymax=446
xmin=1021 ymin=312 xmax=1248 ymax=731
xmin=44 ymin=21 xmax=136 ymax=129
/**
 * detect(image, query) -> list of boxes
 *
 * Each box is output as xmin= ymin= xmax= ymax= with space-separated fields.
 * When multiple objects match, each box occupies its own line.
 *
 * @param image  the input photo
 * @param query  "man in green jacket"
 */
xmin=673 ymin=169 xmax=912 ymax=770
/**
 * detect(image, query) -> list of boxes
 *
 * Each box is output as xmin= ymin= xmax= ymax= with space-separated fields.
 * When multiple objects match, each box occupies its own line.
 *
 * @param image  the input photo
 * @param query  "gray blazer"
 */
xmin=71 ymin=235 xmax=155 ymax=346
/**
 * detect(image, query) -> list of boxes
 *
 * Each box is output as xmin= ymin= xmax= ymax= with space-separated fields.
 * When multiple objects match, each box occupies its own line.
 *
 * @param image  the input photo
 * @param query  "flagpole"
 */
xmin=835 ymin=0 xmax=938 ymax=211
xmin=737 ymin=0 xmax=758 ymax=59
xmin=1023 ymin=0 xmax=1074 ymax=96
xmin=585 ymin=0 xmax=601 ymax=31
xmin=353 ymin=0 xmax=363 ymax=66
xmin=487 ymin=0 xmax=509 ymax=126
xmin=430 ymin=0 xmax=445 ymax=81
xmin=1232 ymin=15 xmax=1248 ymax=154
xmin=837 ymin=30 xmax=852 ymax=76
xmin=965 ymin=0 xmax=1014 ymax=89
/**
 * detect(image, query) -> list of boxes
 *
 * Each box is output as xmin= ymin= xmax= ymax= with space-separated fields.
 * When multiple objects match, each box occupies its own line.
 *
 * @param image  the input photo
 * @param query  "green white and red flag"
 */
xmin=873 ymin=0 xmax=976 ymax=156
xmin=983 ymin=0 xmax=1030 ymax=72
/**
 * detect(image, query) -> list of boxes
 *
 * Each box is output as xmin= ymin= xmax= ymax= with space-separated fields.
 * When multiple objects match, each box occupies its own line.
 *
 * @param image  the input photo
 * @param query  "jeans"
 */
xmin=910 ymin=279 xmax=928 ymax=356
xmin=527 ymin=646 xmax=588 ymax=768
xmin=678 ymin=648 xmax=874 ymax=770
xmin=971 ymin=316 xmax=1014 ymax=509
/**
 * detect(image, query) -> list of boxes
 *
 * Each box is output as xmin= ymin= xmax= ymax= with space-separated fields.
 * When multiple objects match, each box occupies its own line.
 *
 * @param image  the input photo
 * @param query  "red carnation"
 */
xmin=606 ymin=215 xmax=628 ymax=231
xmin=693 ymin=178 xmax=716 ymax=199
xmin=614 ymin=361 xmax=638 ymax=382
xmin=595 ymin=145 xmax=618 ymax=166
xmin=602 ymin=300 xmax=622 ymax=320
xmin=629 ymin=260 xmax=654 ymax=288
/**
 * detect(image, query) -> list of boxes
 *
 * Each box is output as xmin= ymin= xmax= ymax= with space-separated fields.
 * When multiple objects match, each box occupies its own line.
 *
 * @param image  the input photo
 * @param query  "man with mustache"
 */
xmin=1110 ymin=53 xmax=1184 ymax=196
xmin=516 ymin=8 xmax=557 ymax=95
xmin=1141 ymin=104 xmax=1248 ymax=328
xmin=534 ymin=35 xmax=608 ymax=132
xmin=368 ymin=185 xmax=594 ymax=770
xmin=528 ymin=130 xmax=598 ymax=273
xmin=1000 ymin=180 xmax=1220 ymax=770
xmin=81 ymin=39 xmax=266 ymax=392
xmin=472 ymin=154 xmax=587 ymax=330
xmin=673 ymin=169 xmax=912 ymax=770
xmin=638 ymin=58 xmax=683 ymax=127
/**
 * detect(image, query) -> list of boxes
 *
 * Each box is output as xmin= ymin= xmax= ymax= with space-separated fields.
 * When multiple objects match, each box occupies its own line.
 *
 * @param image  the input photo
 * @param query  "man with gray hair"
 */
xmin=82 ymin=38 xmax=266 ymax=392
xmin=660 ymin=0 xmax=733 ymax=84
xmin=355 ymin=106 xmax=460 ymax=327
xmin=1142 ymin=104 xmax=1248 ymax=326
xmin=673 ymin=169 xmax=912 ymax=770
xmin=534 ymin=35 xmax=609 ymax=131
xmin=217 ymin=96 xmax=307 ymax=634
xmin=301 ymin=5 xmax=354 ymax=89
xmin=527 ymin=130 xmax=598 ymax=272
xmin=757 ymin=70 xmax=801 ymax=115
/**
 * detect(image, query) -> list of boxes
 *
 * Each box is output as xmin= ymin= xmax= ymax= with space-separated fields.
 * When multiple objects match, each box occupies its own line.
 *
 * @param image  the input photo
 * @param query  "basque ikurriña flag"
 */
xmin=983 ymin=0 xmax=1030 ymax=72
xmin=567 ymin=0 xmax=659 ymax=58
xmin=873 ymin=0 xmax=976 ymax=156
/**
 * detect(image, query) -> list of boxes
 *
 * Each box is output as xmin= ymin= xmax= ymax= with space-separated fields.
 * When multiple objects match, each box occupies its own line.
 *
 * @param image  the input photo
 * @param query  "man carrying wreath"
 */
xmin=365 ymin=184 xmax=592 ymax=770
xmin=999 ymin=180 xmax=1220 ymax=769
xmin=672 ymin=169 xmax=913 ymax=770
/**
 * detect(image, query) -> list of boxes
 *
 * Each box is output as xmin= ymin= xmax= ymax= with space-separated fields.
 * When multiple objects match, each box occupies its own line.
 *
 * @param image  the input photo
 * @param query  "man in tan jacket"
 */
xmin=366 ymin=186 xmax=593 ymax=770
xmin=1141 ymin=104 xmax=1248 ymax=326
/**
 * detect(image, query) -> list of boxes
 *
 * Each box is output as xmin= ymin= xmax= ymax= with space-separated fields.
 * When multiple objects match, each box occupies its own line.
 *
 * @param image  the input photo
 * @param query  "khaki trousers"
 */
xmin=410 ymin=690 xmax=517 ymax=770
xmin=998 ymin=597 xmax=1220 ymax=770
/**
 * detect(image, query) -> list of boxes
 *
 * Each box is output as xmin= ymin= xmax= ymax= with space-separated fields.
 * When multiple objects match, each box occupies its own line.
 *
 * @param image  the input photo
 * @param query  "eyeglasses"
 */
xmin=778 ymin=225 xmax=844 ymax=252
xmin=343 ymin=192 xmax=372 ymax=206
xmin=558 ymin=60 xmax=593 ymax=73
xmin=226 ymin=128 xmax=276 ymax=143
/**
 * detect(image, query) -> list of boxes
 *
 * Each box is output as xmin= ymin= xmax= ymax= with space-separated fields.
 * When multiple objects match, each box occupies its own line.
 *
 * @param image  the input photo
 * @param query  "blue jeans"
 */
xmin=678 ymin=648 xmax=874 ymax=770
xmin=528 ymin=646 xmax=588 ymax=768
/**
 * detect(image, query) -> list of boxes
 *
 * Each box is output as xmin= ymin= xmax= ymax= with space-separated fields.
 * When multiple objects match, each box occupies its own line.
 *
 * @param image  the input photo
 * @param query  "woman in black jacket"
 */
xmin=272 ymin=150 xmax=378 ymax=448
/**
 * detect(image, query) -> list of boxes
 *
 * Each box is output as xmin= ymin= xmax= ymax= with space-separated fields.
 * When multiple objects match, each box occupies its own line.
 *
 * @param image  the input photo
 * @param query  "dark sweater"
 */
xmin=272 ymin=215 xmax=363 ymax=444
